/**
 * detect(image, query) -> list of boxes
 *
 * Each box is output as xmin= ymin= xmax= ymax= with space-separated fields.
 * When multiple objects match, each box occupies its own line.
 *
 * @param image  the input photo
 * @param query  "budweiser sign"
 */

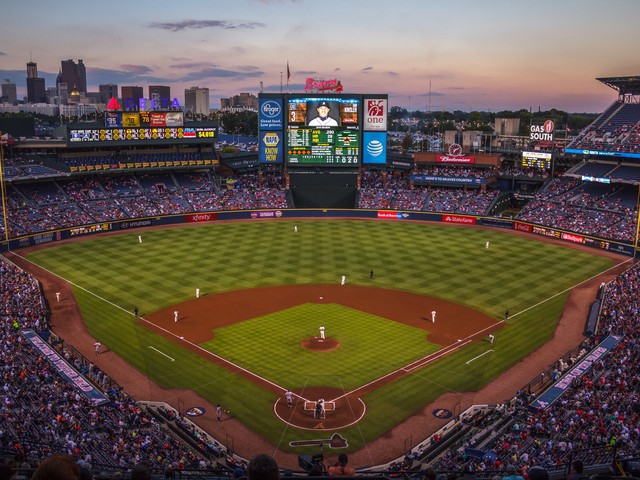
xmin=437 ymin=155 xmax=475 ymax=164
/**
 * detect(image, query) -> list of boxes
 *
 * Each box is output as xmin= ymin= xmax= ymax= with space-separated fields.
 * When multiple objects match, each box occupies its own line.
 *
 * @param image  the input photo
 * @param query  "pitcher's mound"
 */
xmin=301 ymin=337 xmax=340 ymax=351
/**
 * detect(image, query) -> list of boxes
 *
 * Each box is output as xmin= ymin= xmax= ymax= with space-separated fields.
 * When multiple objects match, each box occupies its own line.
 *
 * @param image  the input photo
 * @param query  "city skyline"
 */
xmin=1 ymin=0 xmax=638 ymax=113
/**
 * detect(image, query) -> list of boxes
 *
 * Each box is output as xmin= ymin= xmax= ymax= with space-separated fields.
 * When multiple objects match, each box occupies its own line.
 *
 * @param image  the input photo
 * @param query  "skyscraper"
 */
xmin=99 ymin=84 xmax=119 ymax=104
xmin=149 ymin=85 xmax=171 ymax=109
xmin=61 ymin=59 xmax=87 ymax=94
xmin=1 ymin=79 xmax=18 ymax=105
xmin=121 ymin=86 xmax=144 ymax=110
xmin=26 ymin=61 xmax=46 ymax=103
xmin=184 ymin=87 xmax=210 ymax=116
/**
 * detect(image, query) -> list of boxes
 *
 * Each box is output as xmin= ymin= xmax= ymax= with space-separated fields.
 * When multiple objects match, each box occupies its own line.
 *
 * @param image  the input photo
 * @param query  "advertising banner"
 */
xmin=363 ymin=98 xmax=388 ymax=131
xmin=363 ymin=131 xmax=387 ymax=164
xmin=442 ymin=214 xmax=476 ymax=225
xmin=436 ymin=155 xmax=475 ymax=164
xmin=22 ymin=330 xmax=110 ymax=405
xmin=259 ymin=97 xmax=284 ymax=130
xmin=186 ymin=213 xmax=217 ymax=223
xmin=259 ymin=131 xmax=283 ymax=163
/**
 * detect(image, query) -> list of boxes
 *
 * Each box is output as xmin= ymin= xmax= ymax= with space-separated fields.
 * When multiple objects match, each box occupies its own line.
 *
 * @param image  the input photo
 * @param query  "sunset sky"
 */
xmin=1 ymin=0 xmax=638 ymax=113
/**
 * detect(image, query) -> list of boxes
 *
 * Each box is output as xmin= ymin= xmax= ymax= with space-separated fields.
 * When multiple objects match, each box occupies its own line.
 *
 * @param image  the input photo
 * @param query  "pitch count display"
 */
xmin=286 ymin=97 xmax=361 ymax=166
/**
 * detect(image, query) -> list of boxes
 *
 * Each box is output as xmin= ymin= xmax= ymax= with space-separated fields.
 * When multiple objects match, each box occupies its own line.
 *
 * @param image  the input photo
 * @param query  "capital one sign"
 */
xmin=363 ymin=98 xmax=387 ymax=131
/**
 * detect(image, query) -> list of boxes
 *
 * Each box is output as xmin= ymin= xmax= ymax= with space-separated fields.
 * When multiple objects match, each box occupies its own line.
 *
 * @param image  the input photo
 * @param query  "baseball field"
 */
xmin=21 ymin=219 xmax=619 ymax=458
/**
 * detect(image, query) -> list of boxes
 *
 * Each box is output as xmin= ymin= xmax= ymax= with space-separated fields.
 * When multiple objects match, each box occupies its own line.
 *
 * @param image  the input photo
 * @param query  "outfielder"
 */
xmin=174 ymin=310 xmax=179 ymax=322
xmin=431 ymin=310 xmax=436 ymax=323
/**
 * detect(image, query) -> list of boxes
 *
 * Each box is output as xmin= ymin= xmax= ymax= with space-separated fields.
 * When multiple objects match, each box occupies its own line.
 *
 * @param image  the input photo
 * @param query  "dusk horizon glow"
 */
xmin=1 ymin=0 xmax=638 ymax=113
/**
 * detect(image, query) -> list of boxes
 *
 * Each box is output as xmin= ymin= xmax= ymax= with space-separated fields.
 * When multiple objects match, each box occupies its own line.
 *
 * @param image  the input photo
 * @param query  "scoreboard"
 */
xmin=287 ymin=128 xmax=360 ymax=165
xmin=258 ymin=93 xmax=388 ymax=167
xmin=522 ymin=151 xmax=551 ymax=169
xmin=286 ymin=96 xmax=361 ymax=167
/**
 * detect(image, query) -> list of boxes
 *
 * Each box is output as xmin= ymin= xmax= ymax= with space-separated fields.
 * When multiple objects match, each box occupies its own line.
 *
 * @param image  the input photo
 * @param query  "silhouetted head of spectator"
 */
xmin=248 ymin=454 xmax=280 ymax=480
xmin=32 ymin=454 xmax=80 ymax=480
xmin=573 ymin=461 xmax=584 ymax=474
xmin=424 ymin=467 xmax=437 ymax=480
xmin=527 ymin=466 xmax=549 ymax=480
xmin=0 ymin=462 xmax=16 ymax=480
xmin=131 ymin=463 xmax=152 ymax=480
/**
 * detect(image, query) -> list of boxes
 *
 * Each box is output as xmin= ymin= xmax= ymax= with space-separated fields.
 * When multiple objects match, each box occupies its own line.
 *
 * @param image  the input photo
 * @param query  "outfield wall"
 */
xmin=2 ymin=209 xmax=636 ymax=256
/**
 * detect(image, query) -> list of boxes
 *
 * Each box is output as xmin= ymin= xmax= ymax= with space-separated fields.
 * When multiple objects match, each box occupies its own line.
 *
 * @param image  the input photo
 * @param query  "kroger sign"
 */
xmin=259 ymin=99 xmax=283 ymax=130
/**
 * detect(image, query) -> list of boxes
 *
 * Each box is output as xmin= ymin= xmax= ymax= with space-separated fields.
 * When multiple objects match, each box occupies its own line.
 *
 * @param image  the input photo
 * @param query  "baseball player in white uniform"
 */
xmin=308 ymin=101 xmax=338 ymax=127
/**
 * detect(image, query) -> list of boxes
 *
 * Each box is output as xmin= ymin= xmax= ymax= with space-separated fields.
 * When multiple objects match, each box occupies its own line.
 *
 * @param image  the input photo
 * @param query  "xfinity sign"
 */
xmin=259 ymin=98 xmax=284 ymax=130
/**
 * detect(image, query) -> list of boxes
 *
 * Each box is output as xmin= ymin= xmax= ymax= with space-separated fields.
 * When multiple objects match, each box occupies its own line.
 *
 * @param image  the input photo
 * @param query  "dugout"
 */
xmin=288 ymin=169 xmax=358 ymax=208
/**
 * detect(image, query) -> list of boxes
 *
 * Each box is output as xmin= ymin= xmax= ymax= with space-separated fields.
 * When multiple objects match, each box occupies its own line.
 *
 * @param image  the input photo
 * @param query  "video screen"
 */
xmin=286 ymin=97 xmax=361 ymax=167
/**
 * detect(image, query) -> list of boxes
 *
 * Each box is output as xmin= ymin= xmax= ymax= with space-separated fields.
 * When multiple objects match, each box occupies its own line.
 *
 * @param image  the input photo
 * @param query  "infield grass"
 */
xmin=24 ymin=220 xmax=617 ymax=452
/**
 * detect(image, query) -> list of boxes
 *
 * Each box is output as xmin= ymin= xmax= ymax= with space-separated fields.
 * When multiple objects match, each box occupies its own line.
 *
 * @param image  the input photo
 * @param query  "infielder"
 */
xmin=285 ymin=390 xmax=293 ymax=407
xmin=174 ymin=310 xmax=179 ymax=323
xmin=431 ymin=310 xmax=436 ymax=323
xmin=319 ymin=326 xmax=325 ymax=340
xmin=94 ymin=341 xmax=101 ymax=355
xmin=56 ymin=292 xmax=61 ymax=302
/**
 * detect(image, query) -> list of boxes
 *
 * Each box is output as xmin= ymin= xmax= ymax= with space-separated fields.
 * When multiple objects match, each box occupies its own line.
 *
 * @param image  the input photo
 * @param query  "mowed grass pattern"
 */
xmin=203 ymin=303 xmax=440 ymax=390
xmin=24 ymin=220 xmax=615 ymax=451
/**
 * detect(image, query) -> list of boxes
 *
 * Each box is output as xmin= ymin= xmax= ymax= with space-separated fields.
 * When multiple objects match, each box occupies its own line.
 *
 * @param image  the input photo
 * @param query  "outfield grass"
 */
xmin=25 ymin=220 xmax=615 ymax=452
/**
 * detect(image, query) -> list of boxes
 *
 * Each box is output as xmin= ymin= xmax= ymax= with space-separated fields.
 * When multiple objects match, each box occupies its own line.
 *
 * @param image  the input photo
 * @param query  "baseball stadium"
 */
xmin=1 ymin=77 xmax=640 ymax=479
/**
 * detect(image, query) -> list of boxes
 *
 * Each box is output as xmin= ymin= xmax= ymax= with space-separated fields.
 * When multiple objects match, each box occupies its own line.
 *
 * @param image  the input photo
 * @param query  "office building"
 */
xmin=149 ymin=85 xmax=171 ymax=109
xmin=1 ymin=79 xmax=17 ymax=104
xmin=184 ymin=87 xmax=210 ymax=116
xmin=61 ymin=59 xmax=87 ymax=94
xmin=121 ymin=86 xmax=144 ymax=110
xmin=26 ymin=61 xmax=46 ymax=103
xmin=99 ymin=84 xmax=118 ymax=104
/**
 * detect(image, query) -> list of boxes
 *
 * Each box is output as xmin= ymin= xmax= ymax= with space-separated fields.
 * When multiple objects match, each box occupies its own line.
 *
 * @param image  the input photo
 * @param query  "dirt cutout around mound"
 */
xmin=5 ymin=222 xmax=632 ymax=469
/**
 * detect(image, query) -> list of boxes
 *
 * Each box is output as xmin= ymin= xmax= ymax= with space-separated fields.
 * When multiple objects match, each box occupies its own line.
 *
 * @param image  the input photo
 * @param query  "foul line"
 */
xmin=466 ymin=349 xmax=493 ymax=365
xmin=148 ymin=346 xmax=174 ymax=362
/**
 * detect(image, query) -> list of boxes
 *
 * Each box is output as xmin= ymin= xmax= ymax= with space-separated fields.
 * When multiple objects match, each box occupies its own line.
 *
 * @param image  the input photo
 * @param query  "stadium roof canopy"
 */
xmin=596 ymin=76 xmax=640 ymax=98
